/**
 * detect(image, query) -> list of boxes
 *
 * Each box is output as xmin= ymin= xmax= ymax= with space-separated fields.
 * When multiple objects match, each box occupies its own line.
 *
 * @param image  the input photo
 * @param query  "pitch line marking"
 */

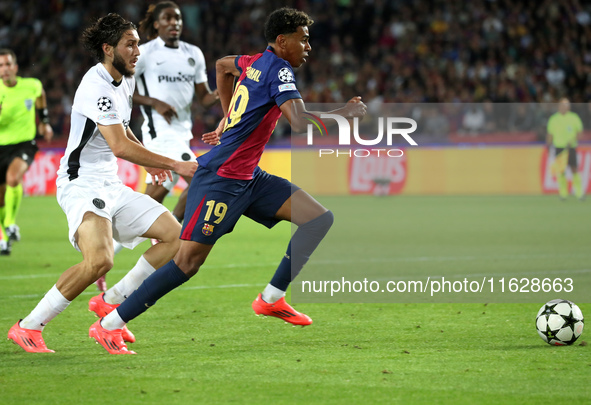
xmin=2 ymin=253 xmax=590 ymax=281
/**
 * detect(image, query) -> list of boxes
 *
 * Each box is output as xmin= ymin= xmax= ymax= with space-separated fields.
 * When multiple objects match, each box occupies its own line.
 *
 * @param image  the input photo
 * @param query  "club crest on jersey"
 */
xmin=25 ymin=98 xmax=33 ymax=111
xmin=97 ymin=97 xmax=113 ymax=112
xmin=188 ymin=57 xmax=195 ymax=66
xmin=202 ymin=223 xmax=214 ymax=236
xmin=278 ymin=68 xmax=294 ymax=83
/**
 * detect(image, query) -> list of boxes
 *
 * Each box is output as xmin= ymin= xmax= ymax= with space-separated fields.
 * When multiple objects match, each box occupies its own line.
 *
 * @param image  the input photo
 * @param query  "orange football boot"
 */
xmin=7 ymin=321 xmax=54 ymax=353
xmin=89 ymin=320 xmax=135 ymax=355
xmin=89 ymin=293 xmax=135 ymax=343
xmin=252 ymin=294 xmax=312 ymax=326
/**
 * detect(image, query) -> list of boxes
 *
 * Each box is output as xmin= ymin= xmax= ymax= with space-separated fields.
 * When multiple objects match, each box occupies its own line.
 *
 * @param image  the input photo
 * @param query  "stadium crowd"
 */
xmin=2 ymin=0 xmax=591 ymax=143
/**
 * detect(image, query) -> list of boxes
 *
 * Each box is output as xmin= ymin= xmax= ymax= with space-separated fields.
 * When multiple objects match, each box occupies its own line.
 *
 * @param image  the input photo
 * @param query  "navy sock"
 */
xmin=116 ymin=260 xmax=189 ymax=323
xmin=270 ymin=242 xmax=292 ymax=291
xmin=270 ymin=210 xmax=334 ymax=291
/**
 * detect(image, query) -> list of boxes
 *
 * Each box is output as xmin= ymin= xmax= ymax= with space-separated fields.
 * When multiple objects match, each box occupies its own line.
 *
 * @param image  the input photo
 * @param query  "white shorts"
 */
xmin=56 ymin=177 xmax=168 ymax=251
xmin=143 ymin=137 xmax=196 ymax=191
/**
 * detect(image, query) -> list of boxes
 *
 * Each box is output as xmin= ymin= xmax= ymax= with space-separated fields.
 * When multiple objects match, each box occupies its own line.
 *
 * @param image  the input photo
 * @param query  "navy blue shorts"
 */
xmin=180 ymin=166 xmax=299 ymax=244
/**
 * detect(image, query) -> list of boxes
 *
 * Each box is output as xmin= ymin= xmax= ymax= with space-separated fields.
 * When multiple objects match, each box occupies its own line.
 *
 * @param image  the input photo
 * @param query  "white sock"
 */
xmin=113 ymin=240 xmax=124 ymax=255
xmin=101 ymin=310 xmax=126 ymax=331
xmin=261 ymin=284 xmax=286 ymax=304
xmin=20 ymin=285 xmax=71 ymax=331
xmin=104 ymin=255 xmax=156 ymax=305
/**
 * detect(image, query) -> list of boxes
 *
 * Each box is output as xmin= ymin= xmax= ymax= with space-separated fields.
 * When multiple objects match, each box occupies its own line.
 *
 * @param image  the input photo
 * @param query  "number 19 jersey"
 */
xmin=197 ymin=46 xmax=301 ymax=180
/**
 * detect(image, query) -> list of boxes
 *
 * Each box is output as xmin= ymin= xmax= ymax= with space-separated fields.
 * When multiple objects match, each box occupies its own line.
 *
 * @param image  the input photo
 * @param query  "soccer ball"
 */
xmin=535 ymin=299 xmax=584 ymax=346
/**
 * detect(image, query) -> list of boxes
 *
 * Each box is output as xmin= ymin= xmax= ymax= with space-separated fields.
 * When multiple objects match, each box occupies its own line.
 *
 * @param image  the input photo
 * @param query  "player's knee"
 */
xmin=156 ymin=215 xmax=182 ymax=243
xmin=309 ymin=209 xmax=334 ymax=232
xmin=5 ymin=174 xmax=21 ymax=188
xmin=85 ymin=255 xmax=114 ymax=278
xmin=321 ymin=210 xmax=334 ymax=230
xmin=175 ymin=252 xmax=207 ymax=278
xmin=184 ymin=256 xmax=206 ymax=277
xmin=161 ymin=227 xmax=182 ymax=245
xmin=297 ymin=209 xmax=334 ymax=241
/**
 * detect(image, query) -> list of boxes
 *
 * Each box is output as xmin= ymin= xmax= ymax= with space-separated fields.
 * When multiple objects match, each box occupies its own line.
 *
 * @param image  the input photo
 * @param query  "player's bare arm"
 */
xmin=201 ymin=117 xmax=225 ymax=145
xmin=124 ymin=126 xmax=143 ymax=145
xmin=132 ymin=88 xmax=178 ymax=124
xmin=99 ymin=123 xmax=197 ymax=178
xmin=124 ymin=127 xmax=171 ymax=185
xmin=198 ymin=56 xmax=240 ymax=145
xmin=195 ymin=82 xmax=219 ymax=108
xmin=215 ymin=55 xmax=241 ymax=115
xmin=35 ymin=88 xmax=53 ymax=142
xmin=280 ymin=97 xmax=367 ymax=133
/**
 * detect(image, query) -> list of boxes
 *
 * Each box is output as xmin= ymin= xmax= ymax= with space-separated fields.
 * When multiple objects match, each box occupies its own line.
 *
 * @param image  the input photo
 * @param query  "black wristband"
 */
xmin=37 ymin=107 xmax=49 ymax=124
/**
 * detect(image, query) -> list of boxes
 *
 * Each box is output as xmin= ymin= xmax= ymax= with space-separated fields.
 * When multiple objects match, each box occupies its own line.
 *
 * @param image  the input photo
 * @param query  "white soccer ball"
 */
xmin=535 ymin=299 xmax=584 ymax=346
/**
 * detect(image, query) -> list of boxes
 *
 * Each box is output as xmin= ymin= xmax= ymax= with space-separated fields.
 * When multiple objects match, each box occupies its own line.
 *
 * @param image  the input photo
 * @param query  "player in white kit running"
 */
xmin=104 ymin=1 xmax=219 ymax=291
xmin=7 ymin=13 xmax=197 ymax=353
xmin=134 ymin=1 xmax=218 ymax=221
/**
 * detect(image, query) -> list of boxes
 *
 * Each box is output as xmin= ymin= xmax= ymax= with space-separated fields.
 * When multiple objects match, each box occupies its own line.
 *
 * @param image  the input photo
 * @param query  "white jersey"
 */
xmin=57 ymin=63 xmax=134 ymax=186
xmin=135 ymin=37 xmax=207 ymax=142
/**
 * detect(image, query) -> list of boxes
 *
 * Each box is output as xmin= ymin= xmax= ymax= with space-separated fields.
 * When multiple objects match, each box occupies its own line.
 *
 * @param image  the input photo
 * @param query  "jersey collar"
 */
xmin=97 ymin=63 xmax=124 ymax=88
xmin=156 ymin=36 xmax=179 ymax=49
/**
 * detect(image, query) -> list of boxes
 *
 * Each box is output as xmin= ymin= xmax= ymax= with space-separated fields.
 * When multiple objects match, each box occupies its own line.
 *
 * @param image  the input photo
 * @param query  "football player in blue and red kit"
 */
xmin=90 ymin=7 xmax=367 ymax=354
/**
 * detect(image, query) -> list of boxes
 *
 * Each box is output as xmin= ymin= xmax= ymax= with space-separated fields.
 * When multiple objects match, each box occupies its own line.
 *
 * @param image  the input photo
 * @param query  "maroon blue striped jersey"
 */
xmin=197 ymin=46 xmax=301 ymax=180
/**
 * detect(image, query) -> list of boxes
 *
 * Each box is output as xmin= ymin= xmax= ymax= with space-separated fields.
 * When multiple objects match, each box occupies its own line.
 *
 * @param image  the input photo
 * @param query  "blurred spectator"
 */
xmin=545 ymin=60 xmax=566 ymax=89
xmin=508 ymin=103 xmax=537 ymax=132
xmin=422 ymin=106 xmax=450 ymax=142
xmin=460 ymin=106 xmax=486 ymax=135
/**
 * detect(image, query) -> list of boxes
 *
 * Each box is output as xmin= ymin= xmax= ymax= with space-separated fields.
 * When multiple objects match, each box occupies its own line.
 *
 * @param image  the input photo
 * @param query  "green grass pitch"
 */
xmin=0 ymin=195 xmax=589 ymax=404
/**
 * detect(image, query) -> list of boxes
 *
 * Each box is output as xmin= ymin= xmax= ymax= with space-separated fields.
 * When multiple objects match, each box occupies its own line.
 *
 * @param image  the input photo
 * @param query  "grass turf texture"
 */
xmin=0 ymin=195 xmax=589 ymax=404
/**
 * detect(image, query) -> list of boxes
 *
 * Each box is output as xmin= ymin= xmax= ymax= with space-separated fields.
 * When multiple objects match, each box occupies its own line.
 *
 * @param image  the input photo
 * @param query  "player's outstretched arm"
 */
xmin=99 ymin=123 xmax=197 ymax=178
xmin=280 ymin=97 xmax=368 ymax=133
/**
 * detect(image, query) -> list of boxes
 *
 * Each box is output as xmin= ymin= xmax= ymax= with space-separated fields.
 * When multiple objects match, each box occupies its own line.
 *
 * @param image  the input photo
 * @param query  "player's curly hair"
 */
xmin=81 ymin=13 xmax=136 ymax=62
xmin=139 ymin=1 xmax=180 ymax=40
xmin=264 ymin=8 xmax=314 ymax=43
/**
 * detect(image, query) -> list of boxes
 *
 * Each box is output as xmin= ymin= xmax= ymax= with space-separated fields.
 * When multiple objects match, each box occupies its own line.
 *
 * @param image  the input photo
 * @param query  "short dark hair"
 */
xmin=81 ymin=13 xmax=136 ymax=62
xmin=264 ymin=8 xmax=314 ymax=43
xmin=139 ymin=1 xmax=180 ymax=40
xmin=0 ymin=48 xmax=17 ymax=64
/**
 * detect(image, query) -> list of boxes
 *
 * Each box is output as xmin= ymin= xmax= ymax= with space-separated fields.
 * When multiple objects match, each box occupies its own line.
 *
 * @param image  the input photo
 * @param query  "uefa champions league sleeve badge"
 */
xmin=97 ymin=97 xmax=113 ymax=112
